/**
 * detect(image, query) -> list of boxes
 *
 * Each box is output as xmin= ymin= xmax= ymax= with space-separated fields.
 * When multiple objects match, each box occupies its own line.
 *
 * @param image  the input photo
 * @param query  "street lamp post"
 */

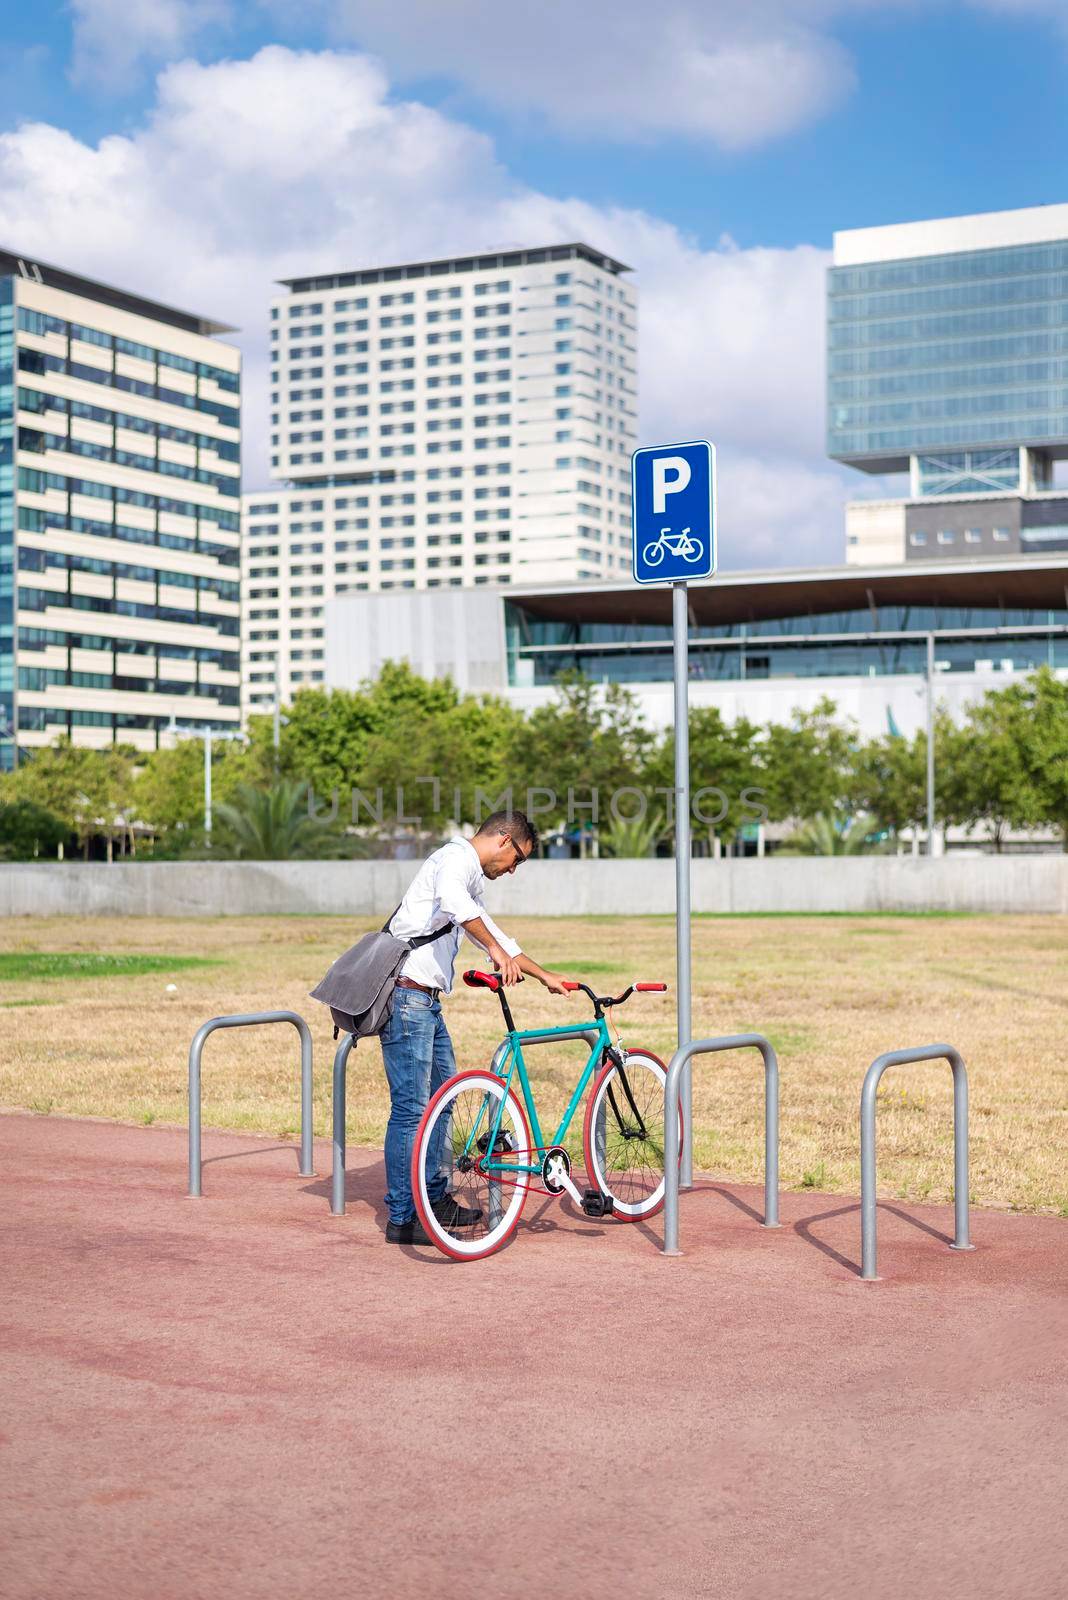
xmin=926 ymin=632 xmax=936 ymax=856
xmin=166 ymin=718 xmax=244 ymax=847
xmin=204 ymin=729 xmax=213 ymax=840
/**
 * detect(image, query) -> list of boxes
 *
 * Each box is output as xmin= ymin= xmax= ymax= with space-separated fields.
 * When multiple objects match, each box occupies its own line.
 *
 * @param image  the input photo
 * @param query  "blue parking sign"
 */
xmin=632 ymin=440 xmax=716 ymax=585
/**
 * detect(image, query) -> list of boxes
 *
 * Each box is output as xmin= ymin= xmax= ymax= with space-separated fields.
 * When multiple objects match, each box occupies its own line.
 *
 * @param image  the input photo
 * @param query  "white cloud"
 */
xmin=284 ymin=0 xmax=1068 ymax=149
xmin=0 ymin=45 xmax=854 ymax=568
xmin=70 ymin=0 xmax=232 ymax=89
xmin=300 ymin=0 xmax=856 ymax=150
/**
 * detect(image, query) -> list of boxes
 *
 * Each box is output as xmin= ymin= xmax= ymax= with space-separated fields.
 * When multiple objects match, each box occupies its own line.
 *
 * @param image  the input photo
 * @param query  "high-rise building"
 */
xmin=0 ymin=250 xmax=241 ymax=768
xmin=827 ymin=203 xmax=1068 ymax=565
xmin=242 ymin=243 xmax=637 ymax=715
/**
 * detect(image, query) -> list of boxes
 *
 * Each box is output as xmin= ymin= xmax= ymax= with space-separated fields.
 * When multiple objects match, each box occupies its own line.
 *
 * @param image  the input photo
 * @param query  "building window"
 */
xmin=909 ymin=532 xmax=927 ymax=546
xmin=936 ymin=530 xmax=955 ymax=544
xmin=964 ymin=529 xmax=983 ymax=544
xmin=992 ymin=527 xmax=1011 ymax=542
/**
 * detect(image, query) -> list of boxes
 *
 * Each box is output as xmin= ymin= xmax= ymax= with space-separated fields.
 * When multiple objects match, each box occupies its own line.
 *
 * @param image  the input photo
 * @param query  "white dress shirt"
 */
xmin=388 ymin=836 xmax=522 ymax=994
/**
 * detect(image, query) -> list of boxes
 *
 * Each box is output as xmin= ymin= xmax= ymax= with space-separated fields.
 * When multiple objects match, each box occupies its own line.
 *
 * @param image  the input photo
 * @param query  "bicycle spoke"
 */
xmin=585 ymin=1052 xmax=673 ymax=1218
xmin=414 ymin=1074 xmax=531 ymax=1257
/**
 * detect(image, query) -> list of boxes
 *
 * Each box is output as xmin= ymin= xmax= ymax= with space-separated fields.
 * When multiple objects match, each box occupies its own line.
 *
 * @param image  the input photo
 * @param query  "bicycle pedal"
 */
xmin=581 ymin=1188 xmax=614 ymax=1219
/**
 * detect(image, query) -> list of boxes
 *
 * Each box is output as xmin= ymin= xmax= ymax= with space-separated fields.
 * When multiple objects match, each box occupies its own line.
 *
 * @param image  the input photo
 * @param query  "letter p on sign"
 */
xmin=652 ymin=455 xmax=691 ymax=514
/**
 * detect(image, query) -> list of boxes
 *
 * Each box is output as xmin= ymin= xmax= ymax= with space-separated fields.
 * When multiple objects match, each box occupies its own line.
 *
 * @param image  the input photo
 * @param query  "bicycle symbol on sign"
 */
xmin=642 ymin=526 xmax=704 ymax=568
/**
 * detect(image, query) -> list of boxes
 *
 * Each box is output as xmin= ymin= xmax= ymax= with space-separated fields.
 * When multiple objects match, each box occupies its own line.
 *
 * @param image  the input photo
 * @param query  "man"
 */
xmin=381 ymin=809 xmax=568 ymax=1245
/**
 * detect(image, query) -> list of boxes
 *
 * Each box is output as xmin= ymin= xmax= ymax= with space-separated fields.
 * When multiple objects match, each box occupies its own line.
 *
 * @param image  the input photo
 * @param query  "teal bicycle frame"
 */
xmin=468 ymin=1018 xmax=613 ymax=1179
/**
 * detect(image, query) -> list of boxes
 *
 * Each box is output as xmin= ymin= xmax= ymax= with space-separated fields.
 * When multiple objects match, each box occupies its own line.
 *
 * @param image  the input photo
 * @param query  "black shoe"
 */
xmin=431 ymin=1194 xmax=483 ymax=1229
xmin=385 ymin=1216 xmax=435 ymax=1246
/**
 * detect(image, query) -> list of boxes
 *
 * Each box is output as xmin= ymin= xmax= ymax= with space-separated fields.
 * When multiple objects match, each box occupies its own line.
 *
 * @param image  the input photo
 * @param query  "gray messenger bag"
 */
xmin=309 ymin=908 xmax=455 ymax=1043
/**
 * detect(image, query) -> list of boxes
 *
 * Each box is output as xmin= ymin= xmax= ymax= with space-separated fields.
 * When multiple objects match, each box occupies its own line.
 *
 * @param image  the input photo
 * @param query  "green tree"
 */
xmin=131 ymin=740 xmax=206 ymax=838
xmin=506 ymin=673 xmax=654 ymax=844
xmin=856 ymin=710 xmax=987 ymax=846
xmin=268 ymin=685 xmax=379 ymax=795
xmin=359 ymin=690 xmax=523 ymax=835
xmin=0 ymin=799 xmax=69 ymax=860
xmin=213 ymin=780 xmax=342 ymax=860
xmin=939 ymin=698 xmax=1031 ymax=852
xmin=647 ymin=706 xmax=762 ymax=848
xmin=130 ymin=737 xmax=267 ymax=852
xmin=962 ymin=667 xmax=1068 ymax=848
xmin=852 ymin=728 xmax=928 ymax=840
xmin=758 ymin=698 xmax=858 ymax=823
xmin=1017 ymin=667 xmax=1068 ymax=847
xmin=0 ymin=739 xmax=134 ymax=859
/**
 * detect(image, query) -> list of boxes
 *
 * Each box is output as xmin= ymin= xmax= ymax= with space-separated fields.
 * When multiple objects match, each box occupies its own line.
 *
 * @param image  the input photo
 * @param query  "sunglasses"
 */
xmin=502 ymin=834 xmax=529 ymax=868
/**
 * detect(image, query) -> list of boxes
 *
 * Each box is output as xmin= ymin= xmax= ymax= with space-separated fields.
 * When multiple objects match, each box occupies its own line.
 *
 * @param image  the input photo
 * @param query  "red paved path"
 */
xmin=2 ymin=1113 xmax=1066 ymax=1600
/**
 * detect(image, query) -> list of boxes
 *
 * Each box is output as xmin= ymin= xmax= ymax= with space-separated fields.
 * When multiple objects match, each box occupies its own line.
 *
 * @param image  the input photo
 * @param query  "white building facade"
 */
xmin=0 ymin=250 xmax=242 ymax=766
xmin=242 ymin=243 xmax=637 ymax=716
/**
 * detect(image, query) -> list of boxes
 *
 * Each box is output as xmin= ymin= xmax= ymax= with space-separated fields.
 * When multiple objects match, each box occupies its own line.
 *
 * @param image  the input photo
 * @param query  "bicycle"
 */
xmin=411 ymin=970 xmax=680 ymax=1260
xmin=642 ymin=526 xmax=704 ymax=567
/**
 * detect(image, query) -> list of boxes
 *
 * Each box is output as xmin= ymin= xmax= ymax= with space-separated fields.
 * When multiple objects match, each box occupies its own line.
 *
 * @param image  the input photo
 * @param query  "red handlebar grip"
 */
xmin=635 ymin=982 xmax=668 ymax=992
xmin=562 ymin=981 xmax=581 ymax=991
xmin=463 ymin=969 xmax=501 ymax=991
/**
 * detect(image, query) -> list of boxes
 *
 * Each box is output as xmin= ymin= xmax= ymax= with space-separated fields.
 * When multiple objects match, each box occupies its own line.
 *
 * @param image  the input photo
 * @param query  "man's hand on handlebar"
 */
xmin=535 ymin=968 xmax=572 ymax=995
xmin=516 ymin=954 xmax=571 ymax=994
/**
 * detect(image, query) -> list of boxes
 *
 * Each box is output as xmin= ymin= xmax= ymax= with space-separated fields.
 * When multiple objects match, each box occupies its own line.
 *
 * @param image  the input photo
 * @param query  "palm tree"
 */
xmin=778 ymin=811 xmax=892 ymax=856
xmin=213 ymin=780 xmax=340 ymax=860
xmin=599 ymin=809 xmax=667 ymax=859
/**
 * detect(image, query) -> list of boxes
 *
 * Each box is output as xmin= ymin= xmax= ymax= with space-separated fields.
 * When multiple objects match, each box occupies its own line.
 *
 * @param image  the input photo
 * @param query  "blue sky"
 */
xmin=6 ymin=2 xmax=1067 ymax=249
xmin=2 ymin=1 xmax=1067 ymax=565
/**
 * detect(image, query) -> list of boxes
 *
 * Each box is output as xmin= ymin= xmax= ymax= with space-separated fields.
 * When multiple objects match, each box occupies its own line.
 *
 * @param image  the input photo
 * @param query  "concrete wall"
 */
xmin=1 ymin=856 xmax=1065 ymax=918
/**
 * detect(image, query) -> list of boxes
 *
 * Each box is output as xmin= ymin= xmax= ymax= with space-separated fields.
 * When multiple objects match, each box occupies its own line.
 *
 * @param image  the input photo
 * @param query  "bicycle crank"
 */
xmin=542 ymin=1148 xmax=614 ymax=1218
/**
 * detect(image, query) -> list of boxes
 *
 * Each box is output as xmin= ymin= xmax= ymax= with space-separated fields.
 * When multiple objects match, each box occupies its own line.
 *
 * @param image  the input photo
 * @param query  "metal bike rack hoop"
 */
xmin=188 ymin=1011 xmax=314 ymax=1197
xmin=330 ymin=1022 xmax=601 ymax=1217
xmin=662 ymin=1034 xmax=780 ymax=1256
xmin=860 ymin=1042 xmax=973 ymax=1281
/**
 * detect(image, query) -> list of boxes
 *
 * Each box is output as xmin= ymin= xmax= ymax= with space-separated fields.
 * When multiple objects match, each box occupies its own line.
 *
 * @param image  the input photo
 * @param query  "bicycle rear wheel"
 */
xmin=413 ymin=1070 xmax=532 ymax=1260
xmin=583 ymin=1049 xmax=680 ymax=1221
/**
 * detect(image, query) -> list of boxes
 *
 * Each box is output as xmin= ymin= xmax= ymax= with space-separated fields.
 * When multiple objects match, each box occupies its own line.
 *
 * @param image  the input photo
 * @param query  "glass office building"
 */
xmin=0 ymin=249 xmax=241 ymax=769
xmin=324 ymin=558 xmax=1068 ymax=745
xmin=504 ymin=590 xmax=1068 ymax=687
xmin=828 ymin=205 xmax=1068 ymax=565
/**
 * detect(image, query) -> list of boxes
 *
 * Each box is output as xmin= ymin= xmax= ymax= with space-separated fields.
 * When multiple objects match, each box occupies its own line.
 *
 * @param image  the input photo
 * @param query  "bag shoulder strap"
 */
xmin=407 ymin=919 xmax=456 ymax=949
xmin=381 ymin=902 xmax=456 ymax=949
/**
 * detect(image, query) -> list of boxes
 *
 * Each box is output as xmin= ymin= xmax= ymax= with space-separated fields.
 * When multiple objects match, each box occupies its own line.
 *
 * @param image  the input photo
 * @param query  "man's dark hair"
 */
xmin=477 ymin=809 xmax=539 ymax=854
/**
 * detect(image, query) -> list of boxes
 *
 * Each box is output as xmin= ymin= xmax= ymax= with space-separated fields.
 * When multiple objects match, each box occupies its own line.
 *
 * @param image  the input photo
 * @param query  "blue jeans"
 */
xmin=381 ymin=988 xmax=456 ymax=1225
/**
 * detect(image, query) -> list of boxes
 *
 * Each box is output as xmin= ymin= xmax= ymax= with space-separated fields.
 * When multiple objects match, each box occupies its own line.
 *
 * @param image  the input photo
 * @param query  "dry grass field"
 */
xmin=1 ymin=912 xmax=1066 ymax=1213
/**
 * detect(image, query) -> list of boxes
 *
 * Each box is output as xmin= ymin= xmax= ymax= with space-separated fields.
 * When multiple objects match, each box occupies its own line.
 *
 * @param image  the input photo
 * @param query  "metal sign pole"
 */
xmin=632 ymin=439 xmax=713 ymax=1197
xmin=673 ymin=581 xmax=693 ymax=1189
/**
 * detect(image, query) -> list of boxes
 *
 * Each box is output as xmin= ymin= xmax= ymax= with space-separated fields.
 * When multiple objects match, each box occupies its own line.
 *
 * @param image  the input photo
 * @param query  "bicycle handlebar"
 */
xmin=460 ymin=966 xmax=661 ymax=1017
xmin=561 ymin=979 xmax=669 ymax=1010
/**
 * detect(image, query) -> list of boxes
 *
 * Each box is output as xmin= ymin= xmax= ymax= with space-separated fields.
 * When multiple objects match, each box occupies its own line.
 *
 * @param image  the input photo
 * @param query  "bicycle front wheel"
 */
xmin=583 ymin=1049 xmax=680 ymax=1221
xmin=642 ymin=539 xmax=664 ymax=566
xmin=413 ymin=1070 xmax=532 ymax=1260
